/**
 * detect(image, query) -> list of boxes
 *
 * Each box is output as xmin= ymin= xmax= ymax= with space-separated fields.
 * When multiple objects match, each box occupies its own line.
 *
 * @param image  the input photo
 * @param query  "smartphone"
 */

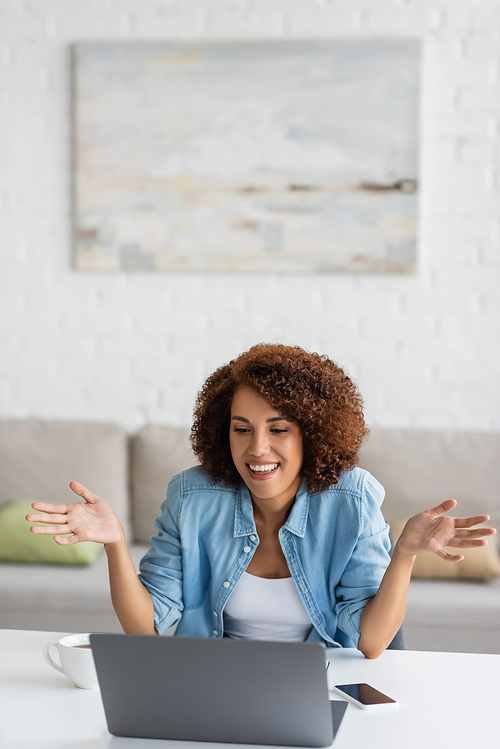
xmin=331 ymin=682 xmax=398 ymax=711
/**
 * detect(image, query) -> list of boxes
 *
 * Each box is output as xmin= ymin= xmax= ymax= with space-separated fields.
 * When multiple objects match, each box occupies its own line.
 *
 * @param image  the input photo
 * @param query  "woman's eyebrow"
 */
xmin=231 ymin=415 xmax=290 ymax=423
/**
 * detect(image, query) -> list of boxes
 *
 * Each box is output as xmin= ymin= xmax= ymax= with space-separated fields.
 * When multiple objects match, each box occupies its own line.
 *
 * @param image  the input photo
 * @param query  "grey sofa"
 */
xmin=0 ymin=420 xmax=499 ymax=653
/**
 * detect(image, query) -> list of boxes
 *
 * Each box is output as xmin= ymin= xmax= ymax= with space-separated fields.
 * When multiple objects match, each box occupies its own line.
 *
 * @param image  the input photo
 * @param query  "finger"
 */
xmin=30 ymin=501 xmax=70 ymax=514
xmin=26 ymin=513 xmax=68 ymax=525
xmin=427 ymin=499 xmax=457 ymax=517
xmin=29 ymin=525 xmax=72 ymax=536
xmin=453 ymin=515 xmax=492 ymax=528
xmin=444 ymin=539 xmax=489 ymax=549
xmin=54 ymin=534 xmax=80 ymax=546
xmin=69 ymin=481 xmax=101 ymax=504
xmin=452 ymin=527 xmax=496 ymax=539
xmin=435 ymin=549 xmax=464 ymax=563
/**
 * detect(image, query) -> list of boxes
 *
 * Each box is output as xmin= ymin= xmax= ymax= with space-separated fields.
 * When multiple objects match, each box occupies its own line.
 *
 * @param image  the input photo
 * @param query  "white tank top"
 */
xmin=223 ymin=572 xmax=313 ymax=642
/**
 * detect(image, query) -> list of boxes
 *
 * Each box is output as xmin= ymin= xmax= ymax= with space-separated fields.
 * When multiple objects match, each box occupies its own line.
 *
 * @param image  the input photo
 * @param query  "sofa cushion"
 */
xmin=406 ymin=577 xmax=500 ymax=629
xmin=0 ymin=500 xmax=103 ymax=566
xmin=390 ymin=519 xmax=500 ymax=580
xmin=358 ymin=429 xmax=500 ymax=528
xmin=0 ymin=543 xmax=149 ymax=616
xmin=131 ymin=426 xmax=197 ymax=543
xmin=0 ymin=420 xmax=131 ymax=539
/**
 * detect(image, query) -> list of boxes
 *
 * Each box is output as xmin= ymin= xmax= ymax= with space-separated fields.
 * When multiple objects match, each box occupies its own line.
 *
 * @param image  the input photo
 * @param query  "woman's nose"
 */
xmin=249 ymin=430 xmax=270 ymax=456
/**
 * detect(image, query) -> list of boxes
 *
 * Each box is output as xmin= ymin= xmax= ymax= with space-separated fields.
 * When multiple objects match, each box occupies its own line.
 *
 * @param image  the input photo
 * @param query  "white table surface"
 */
xmin=1 ymin=629 xmax=499 ymax=749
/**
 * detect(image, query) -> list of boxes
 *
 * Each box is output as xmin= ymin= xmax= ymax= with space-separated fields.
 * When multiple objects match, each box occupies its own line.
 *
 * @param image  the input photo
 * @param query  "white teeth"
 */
xmin=249 ymin=463 xmax=278 ymax=473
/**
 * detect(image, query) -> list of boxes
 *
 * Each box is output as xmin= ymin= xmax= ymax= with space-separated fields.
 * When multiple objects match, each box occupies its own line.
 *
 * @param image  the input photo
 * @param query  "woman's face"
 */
xmin=229 ymin=385 xmax=303 ymax=509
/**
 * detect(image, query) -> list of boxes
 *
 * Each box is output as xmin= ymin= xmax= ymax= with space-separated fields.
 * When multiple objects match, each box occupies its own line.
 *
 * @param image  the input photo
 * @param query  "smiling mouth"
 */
xmin=247 ymin=463 xmax=280 ymax=475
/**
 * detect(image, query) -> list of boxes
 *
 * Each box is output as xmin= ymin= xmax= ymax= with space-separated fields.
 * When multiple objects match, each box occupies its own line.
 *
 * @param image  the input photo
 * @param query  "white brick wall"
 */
xmin=0 ymin=0 xmax=499 ymax=432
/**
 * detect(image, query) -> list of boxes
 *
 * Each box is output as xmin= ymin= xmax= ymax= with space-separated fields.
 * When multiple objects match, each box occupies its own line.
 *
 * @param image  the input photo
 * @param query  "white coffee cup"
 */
xmin=43 ymin=633 xmax=99 ymax=689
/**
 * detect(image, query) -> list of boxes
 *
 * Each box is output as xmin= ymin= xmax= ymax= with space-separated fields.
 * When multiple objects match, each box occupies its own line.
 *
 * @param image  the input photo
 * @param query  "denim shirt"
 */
xmin=138 ymin=465 xmax=391 ymax=648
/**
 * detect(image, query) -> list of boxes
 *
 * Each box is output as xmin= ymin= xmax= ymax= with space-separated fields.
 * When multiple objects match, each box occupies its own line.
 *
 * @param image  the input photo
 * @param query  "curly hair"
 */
xmin=190 ymin=343 xmax=368 ymax=494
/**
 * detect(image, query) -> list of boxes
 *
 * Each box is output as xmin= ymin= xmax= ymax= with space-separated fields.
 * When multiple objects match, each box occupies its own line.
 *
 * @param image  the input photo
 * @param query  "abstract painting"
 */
xmin=73 ymin=40 xmax=420 ymax=273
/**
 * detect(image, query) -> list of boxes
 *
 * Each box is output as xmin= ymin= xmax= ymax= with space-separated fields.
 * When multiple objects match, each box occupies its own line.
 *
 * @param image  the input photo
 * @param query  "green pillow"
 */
xmin=0 ymin=499 xmax=103 ymax=566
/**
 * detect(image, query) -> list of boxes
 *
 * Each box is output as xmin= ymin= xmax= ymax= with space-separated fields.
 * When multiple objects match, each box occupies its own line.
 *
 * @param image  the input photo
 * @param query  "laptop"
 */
xmin=90 ymin=634 xmax=347 ymax=747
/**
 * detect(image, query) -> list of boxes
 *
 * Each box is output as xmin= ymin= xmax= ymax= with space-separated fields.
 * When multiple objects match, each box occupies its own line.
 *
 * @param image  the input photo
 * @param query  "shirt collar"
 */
xmin=233 ymin=480 xmax=310 ymax=538
xmin=282 ymin=481 xmax=310 ymax=537
xmin=233 ymin=483 xmax=257 ymax=537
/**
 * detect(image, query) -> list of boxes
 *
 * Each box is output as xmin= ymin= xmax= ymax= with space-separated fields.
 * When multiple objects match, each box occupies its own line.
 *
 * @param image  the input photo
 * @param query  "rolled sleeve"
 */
xmin=138 ymin=474 xmax=185 ymax=635
xmin=334 ymin=472 xmax=391 ymax=646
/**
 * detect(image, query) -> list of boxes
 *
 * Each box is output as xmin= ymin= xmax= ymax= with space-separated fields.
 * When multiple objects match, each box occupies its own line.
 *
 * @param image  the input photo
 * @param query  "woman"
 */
xmin=26 ymin=344 xmax=495 ymax=658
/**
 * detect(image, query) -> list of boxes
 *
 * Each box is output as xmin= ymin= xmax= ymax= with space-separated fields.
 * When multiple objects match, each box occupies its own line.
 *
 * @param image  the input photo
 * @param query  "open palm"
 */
xmin=26 ymin=482 xmax=124 ymax=546
xmin=397 ymin=499 xmax=496 ymax=562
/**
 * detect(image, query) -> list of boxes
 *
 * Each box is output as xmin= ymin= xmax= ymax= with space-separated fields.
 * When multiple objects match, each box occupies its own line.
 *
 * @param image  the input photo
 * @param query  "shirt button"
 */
xmin=214 ymin=611 xmax=218 ymax=617
xmin=243 ymin=546 xmax=250 ymax=553
xmin=213 ymin=630 xmax=218 ymax=636
xmin=250 ymin=535 xmax=256 ymax=542
xmin=223 ymin=581 xmax=230 ymax=588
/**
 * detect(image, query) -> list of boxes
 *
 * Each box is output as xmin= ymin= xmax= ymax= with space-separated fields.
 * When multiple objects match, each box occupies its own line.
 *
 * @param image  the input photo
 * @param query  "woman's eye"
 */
xmin=233 ymin=427 xmax=250 ymax=434
xmin=271 ymin=428 xmax=287 ymax=434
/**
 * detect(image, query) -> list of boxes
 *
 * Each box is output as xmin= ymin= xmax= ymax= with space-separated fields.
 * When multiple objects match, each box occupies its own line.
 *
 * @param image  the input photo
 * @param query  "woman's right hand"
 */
xmin=25 ymin=482 xmax=125 ymax=547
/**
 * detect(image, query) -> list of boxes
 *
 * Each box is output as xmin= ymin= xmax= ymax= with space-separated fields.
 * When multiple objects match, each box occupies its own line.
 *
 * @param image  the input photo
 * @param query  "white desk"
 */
xmin=1 ymin=629 xmax=499 ymax=749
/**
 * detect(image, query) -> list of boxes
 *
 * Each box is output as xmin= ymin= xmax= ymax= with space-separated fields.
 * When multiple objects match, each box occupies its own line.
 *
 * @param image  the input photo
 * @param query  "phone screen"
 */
xmin=335 ymin=683 xmax=396 ymax=705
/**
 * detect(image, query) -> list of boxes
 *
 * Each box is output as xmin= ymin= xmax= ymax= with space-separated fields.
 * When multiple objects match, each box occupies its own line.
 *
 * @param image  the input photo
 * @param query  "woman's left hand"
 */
xmin=396 ymin=499 xmax=497 ymax=562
